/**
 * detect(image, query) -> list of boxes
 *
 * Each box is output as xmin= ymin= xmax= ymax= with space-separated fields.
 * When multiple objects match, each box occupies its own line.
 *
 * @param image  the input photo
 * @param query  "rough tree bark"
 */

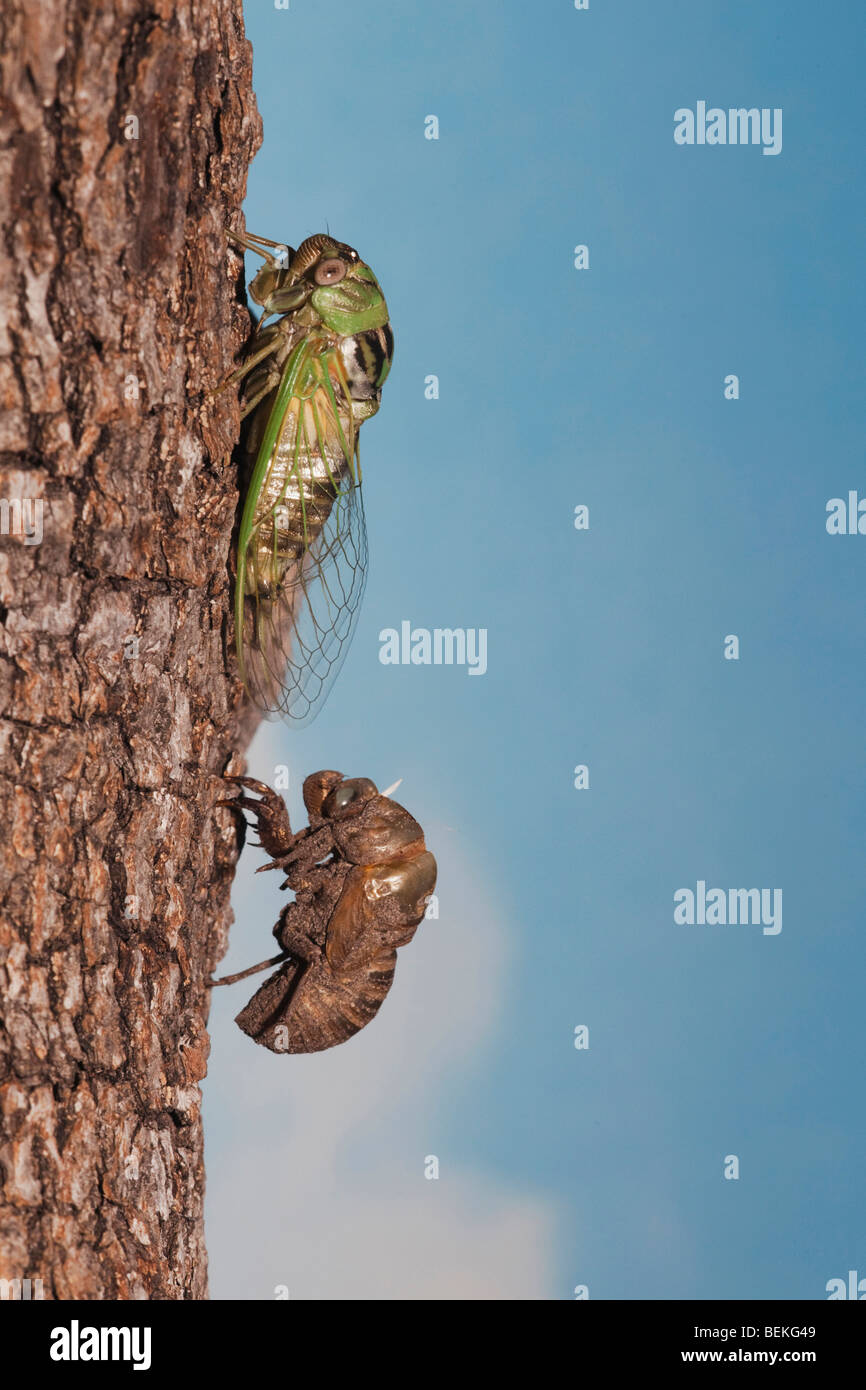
xmin=0 ymin=1 xmax=262 ymax=1298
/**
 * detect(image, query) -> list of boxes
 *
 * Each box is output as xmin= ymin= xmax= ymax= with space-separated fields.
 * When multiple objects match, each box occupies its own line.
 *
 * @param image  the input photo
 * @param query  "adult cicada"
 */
xmin=226 ymin=228 xmax=393 ymax=723
xmin=211 ymin=771 xmax=437 ymax=1053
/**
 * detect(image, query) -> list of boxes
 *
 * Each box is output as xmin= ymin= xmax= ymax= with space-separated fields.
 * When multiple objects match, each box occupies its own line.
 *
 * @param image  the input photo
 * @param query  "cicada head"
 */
xmin=284 ymin=235 xmax=390 ymax=338
xmin=305 ymin=773 xmax=424 ymax=865
xmin=302 ymin=771 xmax=381 ymax=823
xmin=243 ymin=234 xmax=354 ymax=319
xmin=236 ymin=230 xmax=389 ymax=341
xmin=319 ymin=775 xmax=379 ymax=819
xmin=301 ymin=769 xmax=347 ymax=820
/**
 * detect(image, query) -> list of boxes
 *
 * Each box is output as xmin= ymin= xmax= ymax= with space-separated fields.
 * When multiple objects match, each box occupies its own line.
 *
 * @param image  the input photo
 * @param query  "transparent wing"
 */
xmin=241 ymin=464 xmax=368 ymax=725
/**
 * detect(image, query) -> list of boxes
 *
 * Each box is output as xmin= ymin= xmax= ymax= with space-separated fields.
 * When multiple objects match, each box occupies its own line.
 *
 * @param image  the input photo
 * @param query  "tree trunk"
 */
xmin=0 ymin=0 xmax=261 ymax=1299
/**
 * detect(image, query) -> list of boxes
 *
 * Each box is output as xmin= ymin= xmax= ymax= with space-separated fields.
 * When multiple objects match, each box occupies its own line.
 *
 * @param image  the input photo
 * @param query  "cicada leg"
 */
xmin=209 ymin=907 xmax=323 ymax=988
xmin=212 ymin=322 xmax=285 ymax=407
xmin=280 ymin=825 xmax=337 ymax=875
xmin=226 ymin=226 xmax=312 ymax=323
xmin=226 ymin=225 xmax=293 ymax=267
xmin=236 ymin=368 xmax=283 ymax=421
xmin=210 ymin=950 xmax=290 ymax=988
xmin=218 ymin=775 xmax=296 ymax=857
xmin=276 ymin=861 xmax=337 ymax=896
xmin=218 ymin=322 xmax=284 ymax=385
xmin=276 ymin=918 xmax=323 ymax=965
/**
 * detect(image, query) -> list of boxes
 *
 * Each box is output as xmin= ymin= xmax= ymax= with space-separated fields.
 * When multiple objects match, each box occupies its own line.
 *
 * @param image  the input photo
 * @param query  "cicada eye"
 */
xmin=323 ymin=777 xmax=377 ymax=817
xmin=314 ymin=257 xmax=347 ymax=286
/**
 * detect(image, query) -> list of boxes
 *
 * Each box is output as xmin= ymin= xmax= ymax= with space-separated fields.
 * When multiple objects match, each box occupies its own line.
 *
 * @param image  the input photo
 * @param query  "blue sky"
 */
xmin=203 ymin=0 xmax=866 ymax=1299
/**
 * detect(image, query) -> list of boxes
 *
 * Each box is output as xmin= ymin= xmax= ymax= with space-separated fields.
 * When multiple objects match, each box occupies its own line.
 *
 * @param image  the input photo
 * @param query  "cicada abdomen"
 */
xmin=229 ymin=231 xmax=394 ymax=724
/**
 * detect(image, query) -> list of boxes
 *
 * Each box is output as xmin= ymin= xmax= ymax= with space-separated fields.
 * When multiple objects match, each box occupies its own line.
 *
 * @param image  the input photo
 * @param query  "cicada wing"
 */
xmin=285 ymin=474 xmax=368 ymax=721
xmin=241 ymin=466 xmax=368 ymax=725
xmin=235 ymin=327 xmax=370 ymax=724
xmin=324 ymin=866 xmax=378 ymax=971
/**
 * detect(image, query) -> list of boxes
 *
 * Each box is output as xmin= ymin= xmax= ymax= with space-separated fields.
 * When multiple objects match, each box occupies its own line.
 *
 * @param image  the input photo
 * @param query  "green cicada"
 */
xmin=226 ymin=228 xmax=393 ymax=723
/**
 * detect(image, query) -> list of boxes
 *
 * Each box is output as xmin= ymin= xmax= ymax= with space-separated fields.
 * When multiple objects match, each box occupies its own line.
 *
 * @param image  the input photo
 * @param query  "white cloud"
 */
xmin=209 ymin=1169 xmax=555 ymax=1300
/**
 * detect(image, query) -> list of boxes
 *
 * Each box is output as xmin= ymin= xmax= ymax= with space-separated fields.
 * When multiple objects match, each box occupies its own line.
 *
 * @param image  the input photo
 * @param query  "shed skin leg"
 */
xmin=281 ymin=862 xmax=335 ymax=896
xmin=220 ymin=776 xmax=296 ymax=858
xmin=279 ymin=825 xmax=337 ymax=876
xmin=210 ymin=951 xmax=289 ymax=987
xmin=210 ymin=916 xmax=322 ymax=989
